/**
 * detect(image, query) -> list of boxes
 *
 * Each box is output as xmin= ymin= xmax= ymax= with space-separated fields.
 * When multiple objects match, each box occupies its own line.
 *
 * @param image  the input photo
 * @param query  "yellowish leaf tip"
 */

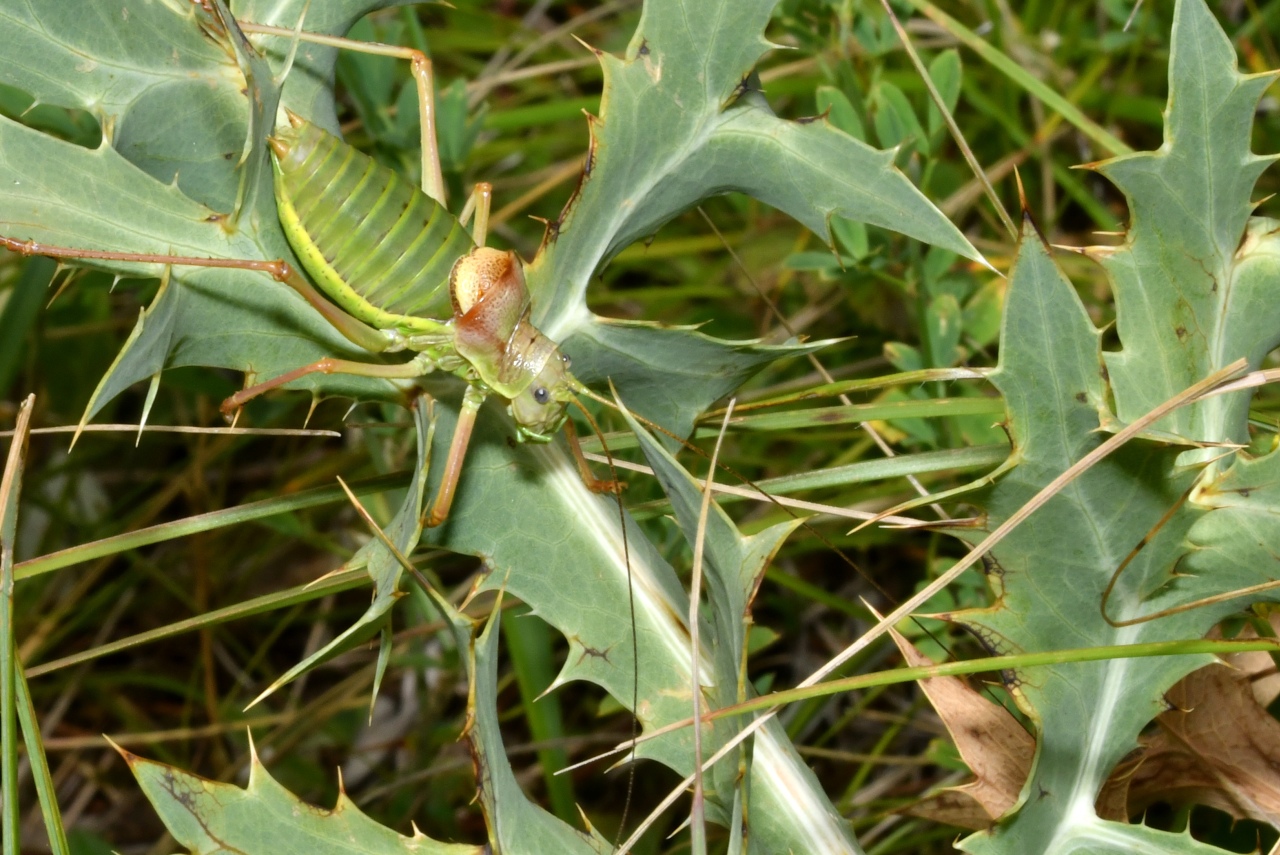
xmin=570 ymin=32 xmax=602 ymax=57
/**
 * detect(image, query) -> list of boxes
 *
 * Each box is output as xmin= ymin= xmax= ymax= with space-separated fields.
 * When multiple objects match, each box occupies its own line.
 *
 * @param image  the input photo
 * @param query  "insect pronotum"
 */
xmin=0 ymin=9 xmax=621 ymax=528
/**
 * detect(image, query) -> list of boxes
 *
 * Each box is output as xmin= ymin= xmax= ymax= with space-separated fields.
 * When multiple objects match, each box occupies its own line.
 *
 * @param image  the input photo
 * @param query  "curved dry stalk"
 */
xmin=684 ymin=399 xmax=734 ymax=853
xmin=1098 ymin=482 xmax=1195 ymax=627
xmin=1103 ymin=578 xmax=1280 ymax=628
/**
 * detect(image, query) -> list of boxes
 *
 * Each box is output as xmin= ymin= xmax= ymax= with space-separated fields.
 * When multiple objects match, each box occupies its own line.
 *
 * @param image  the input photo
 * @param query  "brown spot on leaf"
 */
xmin=579 ymin=644 xmax=611 ymax=663
xmin=553 ymin=114 xmax=601 ymax=232
xmin=582 ymin=117 xmax=599 ymax=177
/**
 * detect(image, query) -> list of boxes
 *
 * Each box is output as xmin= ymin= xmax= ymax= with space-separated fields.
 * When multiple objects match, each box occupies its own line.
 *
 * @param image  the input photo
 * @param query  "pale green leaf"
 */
xmin=925 ymin=294 xmax=962 ymax=367
xmin=626 ymin=412 xmax=858 ymax=850
xmin=122 ymin=743 xmax=481 ymax=855
xmin=958 ymin=220 xmax=1209 ymax=855
xmin=422 ymin=400 xmax=860 ymax=853
xmin=872 ymin=81 xmax=923 ymax=154
xmin=954 ymin=8 xmax=1280 ymax=850
xmin=467 ymin=608 xmax=611 ymax=854
xmin=564 ymin=318 xmax=829 ymax=442
xmin=0 ymin=1 xmax=915 ymax=849
xmin=816 ymin=84 xmax=866 ymax=140
xmin=1094 ymin=0 xmax=1280 ymax=448
xmin=926 ymin=49 xmax=962 ymax=141
xmin=528 ymin=0 xmax=983 ymax=437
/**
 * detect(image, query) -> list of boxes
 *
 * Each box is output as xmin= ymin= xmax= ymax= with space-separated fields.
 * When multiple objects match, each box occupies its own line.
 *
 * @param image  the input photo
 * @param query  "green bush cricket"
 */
xmin=0 ymin=8 xmax=622 ymax=527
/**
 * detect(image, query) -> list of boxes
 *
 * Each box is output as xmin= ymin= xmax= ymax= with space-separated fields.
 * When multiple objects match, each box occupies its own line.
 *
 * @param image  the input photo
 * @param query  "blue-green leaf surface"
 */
xmin=951 ymin=5 xmax=1280 ymax=852
xmin=528 ymin=0 xmax=984 ymax=435
xmin=122 ymin=742 xmax=481 ymax=855
xmin=627 ymin=412 xmax=856 ymax=851
xmin=1092 ymin=0 xmax=1280 ymax=447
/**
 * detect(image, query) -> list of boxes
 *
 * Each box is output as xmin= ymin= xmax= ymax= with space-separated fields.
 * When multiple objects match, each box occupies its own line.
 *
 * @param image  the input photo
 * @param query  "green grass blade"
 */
xmin=0 ymin=259 xmax=53 ymax=398
xmin=16 ymin=471 xmax=410 ymax=580
xmin=901 ymin=0 xmax=1132 ymax=157
xmin=15 ymin=669 xmax=69 ymax=855
xmin=27 ymin=569 xmax=367 ymax=679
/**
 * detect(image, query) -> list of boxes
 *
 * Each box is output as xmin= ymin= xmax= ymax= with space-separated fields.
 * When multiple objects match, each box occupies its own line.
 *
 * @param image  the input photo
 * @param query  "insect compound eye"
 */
xmin=533 ymin=387 xmax=550 ymax=405
xmin=561 ymin=354 xmax=572 ymax=369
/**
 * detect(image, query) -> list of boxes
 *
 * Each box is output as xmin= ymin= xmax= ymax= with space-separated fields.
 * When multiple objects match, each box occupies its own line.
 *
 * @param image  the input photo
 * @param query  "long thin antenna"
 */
xmin=571 ymin=398 xmax=637 ymax=845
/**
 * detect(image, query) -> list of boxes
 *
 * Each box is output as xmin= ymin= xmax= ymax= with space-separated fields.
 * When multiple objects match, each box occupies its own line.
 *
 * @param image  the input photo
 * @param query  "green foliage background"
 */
xmin=2 ymin=1 xmax=1280 ymax=854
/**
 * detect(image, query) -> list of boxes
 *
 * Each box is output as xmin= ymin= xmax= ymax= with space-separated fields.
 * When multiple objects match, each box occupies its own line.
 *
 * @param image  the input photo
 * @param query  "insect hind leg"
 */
xmin=236 ymin=21 xmax=446 ymax=207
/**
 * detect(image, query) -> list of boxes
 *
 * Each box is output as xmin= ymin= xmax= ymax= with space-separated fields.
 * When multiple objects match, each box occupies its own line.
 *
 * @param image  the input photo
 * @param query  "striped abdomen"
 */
xmin=270 ymin=116 xmax=473 ymax=334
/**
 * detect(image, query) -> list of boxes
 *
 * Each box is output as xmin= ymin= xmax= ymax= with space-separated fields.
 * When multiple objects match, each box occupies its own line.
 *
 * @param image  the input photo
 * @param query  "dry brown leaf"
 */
xmin=889 ymin=629 xmax=1033 ymax=829
xmin=1122 ymin=662 xmax=1280 ymax=825
xmin=1220 ymin=614 xmax=1280 ymax=707
xmin=893 ymin=630 xmax=1280 ymax=831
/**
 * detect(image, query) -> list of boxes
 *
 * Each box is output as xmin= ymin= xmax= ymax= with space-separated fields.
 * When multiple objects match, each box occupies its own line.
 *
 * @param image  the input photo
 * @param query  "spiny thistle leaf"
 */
xmin=951 ymin=2 xmax=1280 ymax=852
xmin=529 ymin=0 xmax=985 ymax=438
xmin=627 ymin=411 xmax=856 ymax=848
xmin=119 ymin=740 xmax=481 ymax=855
xmin=467 ymin=604 xmax=613 ymax=854
xmin=0 ymin=1 xmax=976 ymax=851
xmin=1090 ymin=0 xmax=1280 ymax=447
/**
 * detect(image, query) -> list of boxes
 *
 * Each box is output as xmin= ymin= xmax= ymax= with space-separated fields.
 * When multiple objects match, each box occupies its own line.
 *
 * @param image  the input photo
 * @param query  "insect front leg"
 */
xmin=563 ymin=417 xmax=625 ymax=495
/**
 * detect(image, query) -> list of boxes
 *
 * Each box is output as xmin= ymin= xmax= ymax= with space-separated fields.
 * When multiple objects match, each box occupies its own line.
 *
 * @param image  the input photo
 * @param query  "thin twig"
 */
xmin=0 ymin=424 xmax=340 ymax=438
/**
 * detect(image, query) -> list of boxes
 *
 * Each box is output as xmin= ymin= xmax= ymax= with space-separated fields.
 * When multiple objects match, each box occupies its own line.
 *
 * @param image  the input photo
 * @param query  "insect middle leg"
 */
xmin=219 ymin=353 xmax=438 ymax=418
xmin=423 ymin=384 xmax=487 ymax=527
